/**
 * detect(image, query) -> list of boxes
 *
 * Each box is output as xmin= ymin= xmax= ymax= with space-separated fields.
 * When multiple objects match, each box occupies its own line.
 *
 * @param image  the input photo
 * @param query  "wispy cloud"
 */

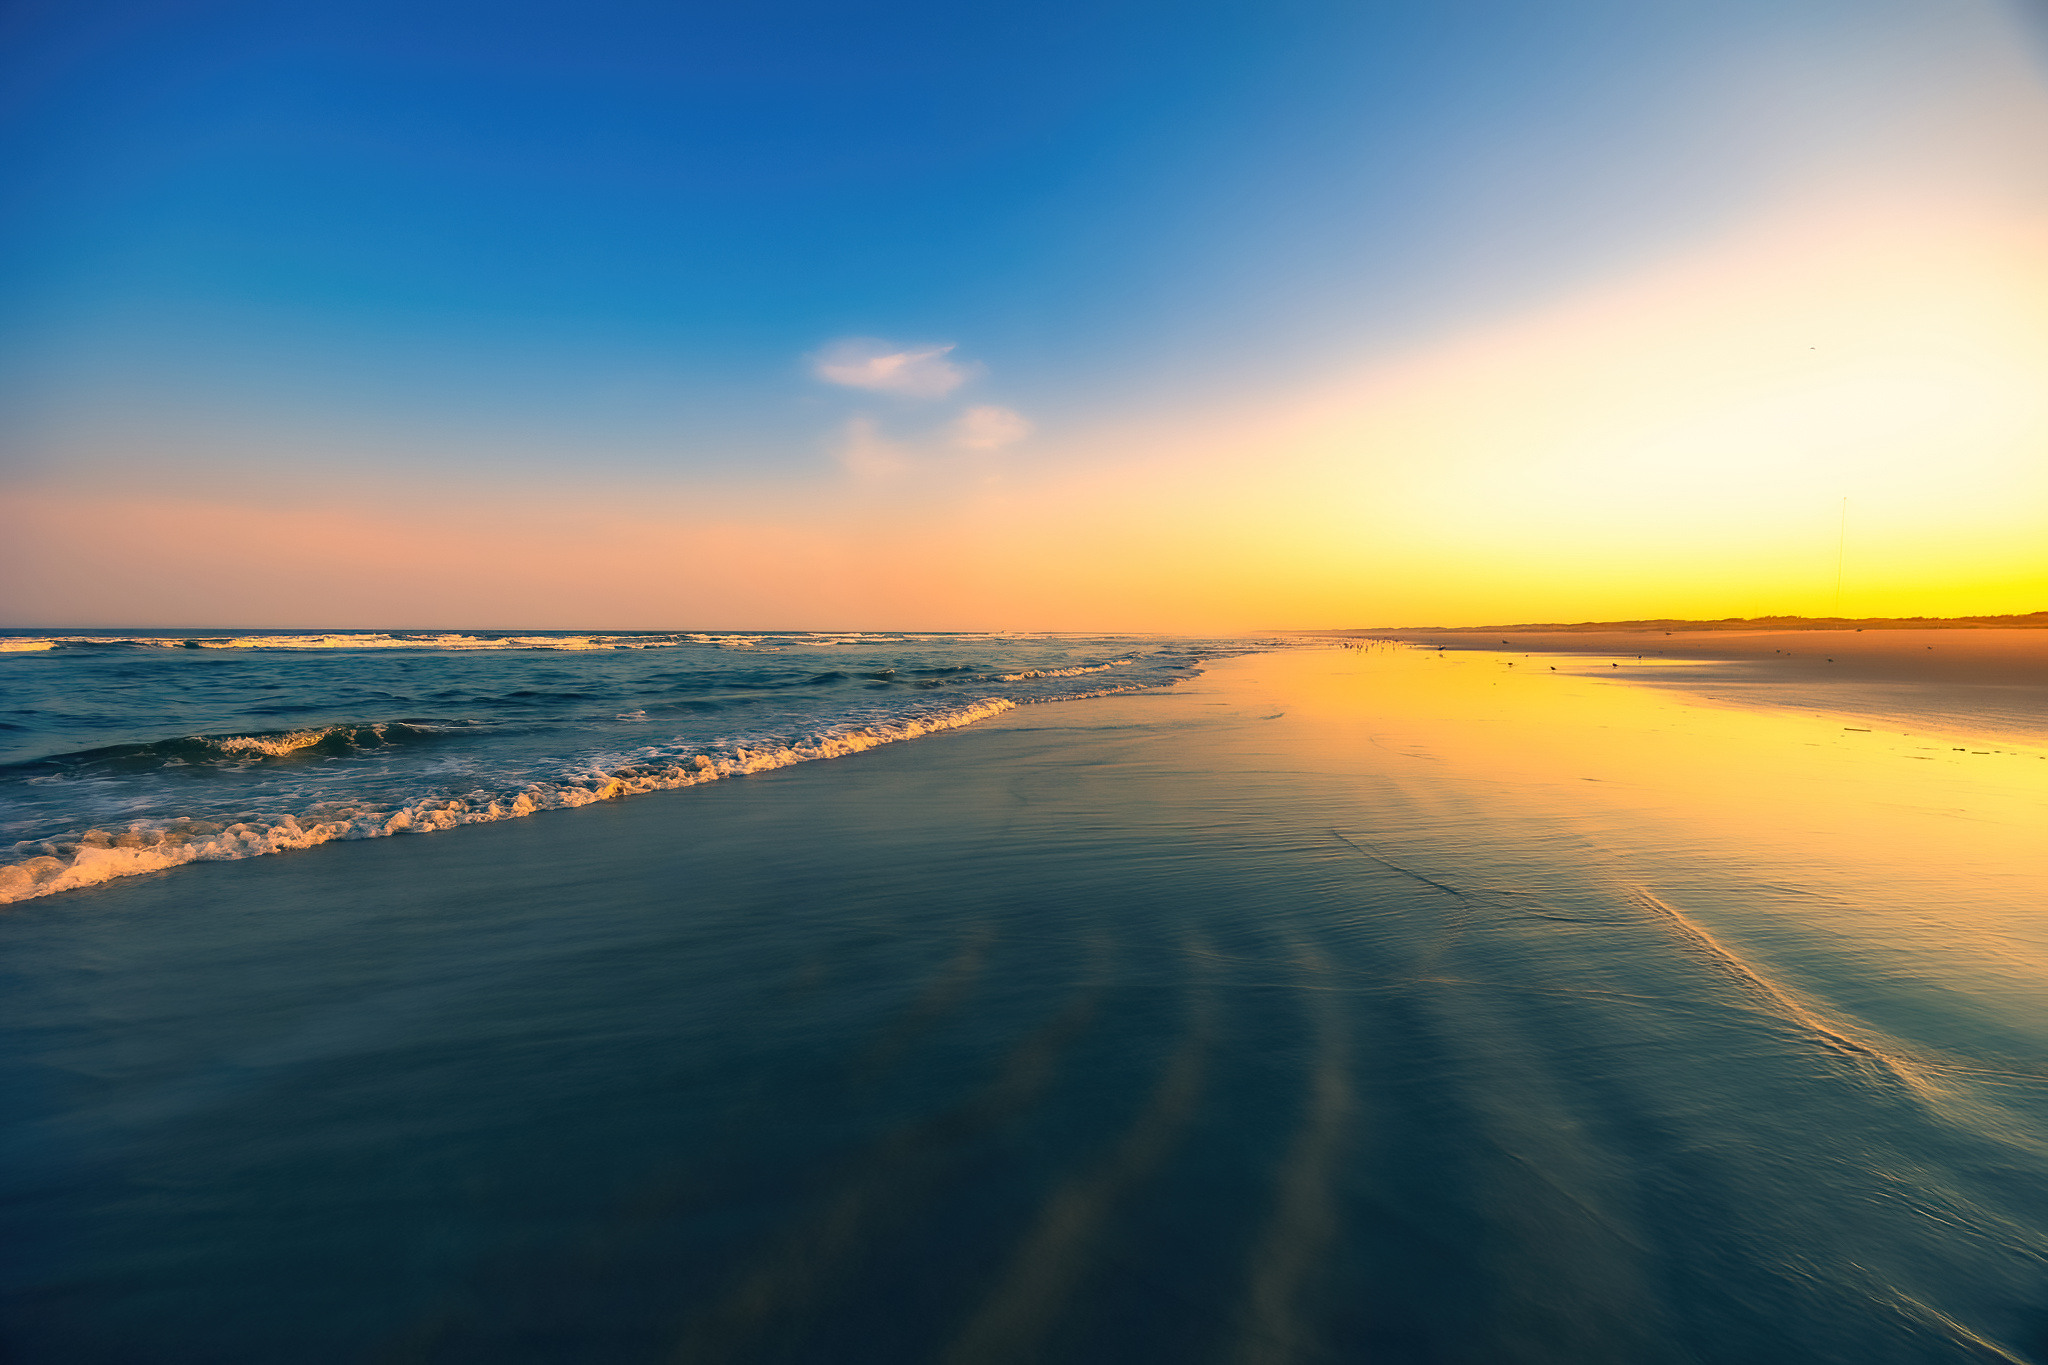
xmin=834 ymin=415 xmax=912 ymax=478
xmin=813 ymin=339 xmax=977 ymax=399
xmin=951 ymin=405 xmax=1033 ymax=450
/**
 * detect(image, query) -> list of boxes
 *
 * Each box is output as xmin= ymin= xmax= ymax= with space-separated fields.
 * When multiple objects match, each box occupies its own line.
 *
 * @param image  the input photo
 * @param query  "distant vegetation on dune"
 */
xmin=1352 ymin=611 xmax=2048 ymax=633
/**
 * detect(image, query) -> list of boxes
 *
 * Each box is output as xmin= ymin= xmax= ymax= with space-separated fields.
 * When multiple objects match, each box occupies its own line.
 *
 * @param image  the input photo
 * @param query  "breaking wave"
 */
xmin=0 ymin=632 xmax=772 ymax=653
xmin=0 ymin=698 xmax=1016 ymax=905
xmin=996 ymin=660 xmax=1134 ymax=681
xmin=18 ymin=723 xmax=463 ymax=775
xmin=0 ymin=630 xmax=1288 ymax=908
xmin=0 ymin=631 xmax=959 ymax=654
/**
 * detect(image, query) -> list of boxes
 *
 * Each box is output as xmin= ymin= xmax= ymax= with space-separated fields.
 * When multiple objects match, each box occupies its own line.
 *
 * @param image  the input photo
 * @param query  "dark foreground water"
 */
xmin=2 ymin=647 xmax=2045 ymax=1363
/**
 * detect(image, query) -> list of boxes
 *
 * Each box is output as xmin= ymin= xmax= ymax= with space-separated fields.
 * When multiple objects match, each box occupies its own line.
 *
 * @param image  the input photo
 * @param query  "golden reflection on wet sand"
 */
xmin=1252 ymin=646 xmax=2048 ymax=995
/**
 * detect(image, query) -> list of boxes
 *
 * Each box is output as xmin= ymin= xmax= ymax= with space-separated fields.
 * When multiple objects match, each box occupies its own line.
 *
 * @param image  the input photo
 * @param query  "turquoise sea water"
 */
xmin=3 ymin=643 xmax=2045 ymax=1363
xmin=0 ymin=629 xmax=1263 ymax=904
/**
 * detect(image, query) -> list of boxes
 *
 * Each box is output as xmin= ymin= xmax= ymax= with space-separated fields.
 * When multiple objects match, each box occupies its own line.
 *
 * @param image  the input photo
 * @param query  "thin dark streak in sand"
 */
xmin=940 ymin=937 xmax=1216 ymax=1365
xmin=667 ymin=936 xmax=1115 ymax=1364
xmin=1327 ymin=829 xmax=1468 ymax=903
xmin=1326 ymin=829 xmax=1471 ymax=979
xmin=1229 ymin=940 xmax=1351 ymax=1365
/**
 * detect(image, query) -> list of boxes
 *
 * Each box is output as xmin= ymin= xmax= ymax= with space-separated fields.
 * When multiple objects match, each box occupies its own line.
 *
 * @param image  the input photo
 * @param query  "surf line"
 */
xmin=666 ymin=934 xmax=1116 ymax=1364
xmin=1621 ymin=886 xmax=1942 ymax=1103
xmin=939 ymin=936 xmax=1217 ymax=1365
xmin=1229 ymin=937 xmax=1353 ymax=1365
xmin=1879 ymin=1287 xmax=2034 ymax=1364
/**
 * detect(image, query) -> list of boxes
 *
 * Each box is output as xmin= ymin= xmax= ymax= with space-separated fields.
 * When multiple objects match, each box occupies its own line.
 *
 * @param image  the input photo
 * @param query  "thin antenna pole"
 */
xmin=1834 ymin=497 xmax=1848 ymax=615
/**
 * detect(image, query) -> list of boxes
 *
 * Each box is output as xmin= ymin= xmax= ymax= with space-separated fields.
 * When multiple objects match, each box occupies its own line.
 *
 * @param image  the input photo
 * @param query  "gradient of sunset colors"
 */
xmin=3 ymin=0 xmax=2045 ymax=629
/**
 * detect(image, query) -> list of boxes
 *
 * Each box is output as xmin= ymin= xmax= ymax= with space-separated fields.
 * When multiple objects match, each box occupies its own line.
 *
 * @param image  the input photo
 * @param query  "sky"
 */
xmin=2 ymin=0 xmax=2045 ymax=630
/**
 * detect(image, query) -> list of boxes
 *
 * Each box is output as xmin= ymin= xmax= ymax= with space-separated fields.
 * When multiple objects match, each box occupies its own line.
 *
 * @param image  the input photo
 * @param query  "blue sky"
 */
xmin=0 ymin=0 xmax=1922 ymax=445
xmin=4 ymin=0 xmax=2045 ymax=626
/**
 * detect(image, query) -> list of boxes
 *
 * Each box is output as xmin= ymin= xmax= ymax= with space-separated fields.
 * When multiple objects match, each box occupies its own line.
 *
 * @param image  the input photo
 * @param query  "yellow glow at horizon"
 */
xmin=5 ymin=191 xmax=2046 ymax=629
xmin=976 ymin=192 xmax=2048 ymax=627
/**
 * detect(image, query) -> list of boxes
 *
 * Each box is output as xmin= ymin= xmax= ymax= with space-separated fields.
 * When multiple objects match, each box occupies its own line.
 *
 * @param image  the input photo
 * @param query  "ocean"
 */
xmin=2 ymin=637 xmax=2045 ymax=1363
xmin=0 ymin=630 xmax=1268 ymax=904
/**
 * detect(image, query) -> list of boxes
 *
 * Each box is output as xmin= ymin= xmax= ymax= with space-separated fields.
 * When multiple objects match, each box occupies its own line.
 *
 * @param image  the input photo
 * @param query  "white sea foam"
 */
xmin=996 ymin=659 xmax=1134 ymax=681
xmin=0 ymin=630 xmax=1117 ymax=654
xmin=0 ymin=633 xmax=701 ymax=652
xmin=0 ymin=697 xmax=1017 ymax=906
xmin=211 ymin=729 xmax=345 ymax=757
xmin=0 ymin=632 xmax=1267 ymax=907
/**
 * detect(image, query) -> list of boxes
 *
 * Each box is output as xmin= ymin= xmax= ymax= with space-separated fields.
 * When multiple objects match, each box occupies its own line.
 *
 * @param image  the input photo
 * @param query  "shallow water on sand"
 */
xmin=2 ymin=647 xmax=2044 ymax=1363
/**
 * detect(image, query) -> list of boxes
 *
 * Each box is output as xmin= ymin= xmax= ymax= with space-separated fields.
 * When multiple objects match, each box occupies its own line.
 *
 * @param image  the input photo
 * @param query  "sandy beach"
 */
xmin=1356 ymin=628 xmax=2048 ymax=743
xmin=4 ymin=645 xmax=2045 ymax=1363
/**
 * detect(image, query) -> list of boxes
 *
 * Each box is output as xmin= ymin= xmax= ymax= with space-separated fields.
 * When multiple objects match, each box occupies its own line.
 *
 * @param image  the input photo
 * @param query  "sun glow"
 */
xmin=949 ymin=193 xmax=2048 ymax=627
xmin=5 ymin=200 xmax=2044 ymax=631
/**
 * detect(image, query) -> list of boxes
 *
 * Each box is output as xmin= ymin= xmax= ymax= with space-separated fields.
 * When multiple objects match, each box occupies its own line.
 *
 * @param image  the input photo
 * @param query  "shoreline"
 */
xmin=8 ymin=633 xmax=2045 ymax=909
xmin=1331 ymin=611 xmax=2048 ymax=632
xmin=1338 ymin=627 xmax=2048 ymax=745
xmin=4 ymin=647 xmax=2045 ymax=1361
xmin=0 ymin=634 xmax=1242 ymax=908
xmin=1323 ymin=625 xmax=2048 ymax=682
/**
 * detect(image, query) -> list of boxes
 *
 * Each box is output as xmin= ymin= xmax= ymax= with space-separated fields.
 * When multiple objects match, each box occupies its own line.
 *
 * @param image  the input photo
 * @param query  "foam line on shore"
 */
xmin=0 ymin=631 xmax=934 ymax=652
xmin=1621 ymin=885 xmax=1942 ymax=1102
xmin=0 ymin=697 xmax=1019 ymax=906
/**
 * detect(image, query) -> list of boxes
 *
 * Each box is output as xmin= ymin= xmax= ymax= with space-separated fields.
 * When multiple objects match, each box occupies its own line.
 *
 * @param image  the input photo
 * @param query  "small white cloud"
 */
xmin=835 ymin=415 xmax=912 ymax=479
xmin=951 ymin=405 xmax=1033 ymax=451
xmin=814 ymin=338 xmax=976 ymax=399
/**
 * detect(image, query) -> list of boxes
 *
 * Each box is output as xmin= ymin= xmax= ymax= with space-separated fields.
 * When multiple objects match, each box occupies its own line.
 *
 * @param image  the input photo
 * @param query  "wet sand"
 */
xmin=1354 ymin=628 xmax=2048 ymax=742
xmin=2 ymin=647 xmax=2045 ymax=1364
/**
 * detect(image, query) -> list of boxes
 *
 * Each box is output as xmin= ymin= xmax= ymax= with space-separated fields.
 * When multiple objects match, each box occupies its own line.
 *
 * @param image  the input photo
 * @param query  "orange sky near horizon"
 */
xmin=8 ymin=181 xmax=2044 ymax=632
xmin=7 ymin=0 xmax=2048 ymax=632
